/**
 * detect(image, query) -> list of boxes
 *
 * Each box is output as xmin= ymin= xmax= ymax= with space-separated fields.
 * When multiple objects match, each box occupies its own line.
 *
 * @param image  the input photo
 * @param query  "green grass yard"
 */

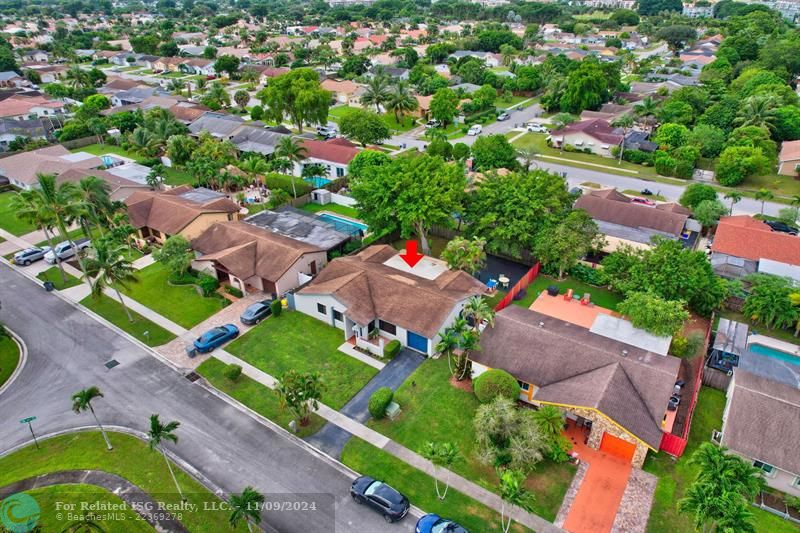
xmin=0 ymin=191 xmax=36 ymax=236
xmin=366 ymin=357 xmax=576 ymax=521
xmin=0 ymin=432 xmax=237 ymax=532
xmin=391 ymin=234 xmax=450 ymax=259
xmin=224 ymin=311 xmax=378 ymax=410
xmin=644 ymin=387 xmax=795 ymax=533
xmin=70 ymin=143 xmax=144 ymax=162
xmin=341 ymin=438 xmax=531 ymax=533
xmin=0 ymin=335 xmax=20 ymax=388
xmin=36 ymin=266 xmax=82 ymax=290
xmin=485 ymin=274 xmax=624 ymax=311
xmin=80 ymin=294 xmax=176 ymax=346
xmin=299 ymin=202 xmax=361 ymax=219
xmin=119 ymin=262 xmax=226 ymax=329
xmin=327 ymin=105 xmax=418 ymax=133
xmin=197 ymin=357 xmax=326 ymax=438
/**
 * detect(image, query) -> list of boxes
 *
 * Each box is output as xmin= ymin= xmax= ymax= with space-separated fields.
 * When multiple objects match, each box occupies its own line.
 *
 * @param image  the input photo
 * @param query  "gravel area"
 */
xmin=611 ymin=468 xmax=658 ymax=533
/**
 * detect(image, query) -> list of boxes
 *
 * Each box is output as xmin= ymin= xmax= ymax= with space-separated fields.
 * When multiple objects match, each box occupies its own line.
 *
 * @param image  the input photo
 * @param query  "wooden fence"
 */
xmin=494 ymin=262 xmax=540 ymax=312
xmin=702 ymin=367 xmax=732 ymax=391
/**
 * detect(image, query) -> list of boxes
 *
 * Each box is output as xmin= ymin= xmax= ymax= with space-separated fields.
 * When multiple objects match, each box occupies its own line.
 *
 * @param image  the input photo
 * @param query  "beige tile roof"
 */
xmin=0 ymin=145 xmax=102 ymax=185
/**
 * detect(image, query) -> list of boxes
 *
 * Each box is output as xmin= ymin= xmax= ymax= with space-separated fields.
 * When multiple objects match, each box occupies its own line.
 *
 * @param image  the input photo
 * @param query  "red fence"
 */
xmin=659 ymin=316 xmax=714 ymax=457
xmin=494 ymin=263 xmax=540 ymax=312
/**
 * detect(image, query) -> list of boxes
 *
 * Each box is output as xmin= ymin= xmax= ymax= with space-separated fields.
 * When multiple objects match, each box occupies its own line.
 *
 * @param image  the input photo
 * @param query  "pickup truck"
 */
xmin=44 ymin=238 xmax=91 ymax=264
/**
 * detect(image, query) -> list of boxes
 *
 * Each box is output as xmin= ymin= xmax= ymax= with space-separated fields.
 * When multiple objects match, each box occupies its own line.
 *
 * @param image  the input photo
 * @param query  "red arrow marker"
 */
xmin=400 ymin=240 xmax=424 ymax=267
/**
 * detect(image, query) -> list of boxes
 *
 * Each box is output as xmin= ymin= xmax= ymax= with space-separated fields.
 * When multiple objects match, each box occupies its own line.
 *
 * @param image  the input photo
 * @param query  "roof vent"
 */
xmin=538 ymin=321 xmax=545 ymax=328
xmin=621 ymin=349 xmax=628 ymax=357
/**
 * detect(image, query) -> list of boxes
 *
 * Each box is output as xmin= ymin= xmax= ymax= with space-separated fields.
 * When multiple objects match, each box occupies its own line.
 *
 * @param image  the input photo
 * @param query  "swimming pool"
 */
xmin=304 ymin=176 xmax=333 ymax=188
xmin=748 ymin=343 xmax=800 ymax=366
xmin=317 ymin=213 xmax=368 ymax=235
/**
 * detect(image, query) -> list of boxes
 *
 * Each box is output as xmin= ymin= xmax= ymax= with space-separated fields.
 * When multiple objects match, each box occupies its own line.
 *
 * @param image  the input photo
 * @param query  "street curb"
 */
xmin=0 ymin=327 xmax=27 ymax=397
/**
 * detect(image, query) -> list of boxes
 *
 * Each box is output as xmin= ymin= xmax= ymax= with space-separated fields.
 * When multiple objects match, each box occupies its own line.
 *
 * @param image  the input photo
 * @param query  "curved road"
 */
xmin=0 ymin=265 xmax=414 ymax=533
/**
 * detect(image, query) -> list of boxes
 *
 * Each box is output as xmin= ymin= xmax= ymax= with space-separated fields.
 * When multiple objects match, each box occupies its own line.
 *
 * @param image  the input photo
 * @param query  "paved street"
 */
xmin=0 ymin=265 xmax=414 ymax=533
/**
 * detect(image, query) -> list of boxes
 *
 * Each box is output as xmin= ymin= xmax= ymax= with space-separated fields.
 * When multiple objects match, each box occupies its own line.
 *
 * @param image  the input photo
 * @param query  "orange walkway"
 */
xmin=563 ymin=421 xmax=632 ymax=533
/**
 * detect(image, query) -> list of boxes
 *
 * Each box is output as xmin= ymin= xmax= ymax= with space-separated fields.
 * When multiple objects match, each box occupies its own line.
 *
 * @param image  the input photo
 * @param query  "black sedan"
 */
xmin=240 ymin=300 xmax=273 ymax=325
xmin=350 ymin=476 xmax=410 ymax=523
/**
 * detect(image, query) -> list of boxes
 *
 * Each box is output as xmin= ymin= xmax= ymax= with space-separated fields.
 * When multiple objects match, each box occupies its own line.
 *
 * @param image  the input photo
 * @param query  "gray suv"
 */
xmin=12 ymin=246 xmax=51 ymax=266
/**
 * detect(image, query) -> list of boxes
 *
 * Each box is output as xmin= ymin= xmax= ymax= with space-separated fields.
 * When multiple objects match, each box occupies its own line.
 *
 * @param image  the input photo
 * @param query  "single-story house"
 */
xmin=0 ymin=94 xmax=66 ymax=121
xmin=125 ymin=186 xmax=241 ymax=244
xmin=244 ymin=206 xmax=353 ymax=251
xmin=168 ymin=102 xmax=211 ymax=124
xmin=191 ymin=221 xmax=327 ymax=297
xmin=550 ymin=119 xmax=623 ymax=157
xmin=230 ymin=125 xmax=289 ymax=156
xmin=180 ymin=58 xmax=215 ymax=76
xmin=99 ymin=78 xmax=144 ymax=96
xmin=188 ymin=112 xmax=245 ymax=140
xmin=0 ymin=71 xmax=29 ymax=88
xmin=574 ymin=188 xmax=693 ymax=252
xmin=0 ymin=117 xmax=50 ymax=150
xmin=241 ymin=65 xmax=290 ymax=86
xmin=711 ymin=215 xmax=800 ymax=282
xmin=296 ymin=138 xmax=363 ymax=180
xmin=111 ymin=87 xmax=156 ymax=107
xmin=321 ymin=79 xmax=361 ymax=106
xmin=294 ymin=244 xmax=486 ymax=356
xmin=19 ymin=49 xmax=49 ymax=63
xmin=471 ymin=304 xmax=681 ymax=467
xmin=56 ymin=167 xmax=150 ymax=201
xmin=778 ymin=140 xmax=800 ymax=176
xmin=720 ymin=370 xmax=800 ymax=497
xmin=623 ymin=131 xmax=658 ymax=152
xmin=449 ymin=51 xmax=501 ymax=68
xmin=0 ymin=145 xmax=102 ymax=189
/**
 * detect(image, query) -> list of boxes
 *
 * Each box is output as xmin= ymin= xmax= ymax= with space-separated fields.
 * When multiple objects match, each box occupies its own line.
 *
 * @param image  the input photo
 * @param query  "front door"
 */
xmin=406 ymin=330 xmax=428 ymax=354
xmin=310 ymin=260 xmax=317 ymax=275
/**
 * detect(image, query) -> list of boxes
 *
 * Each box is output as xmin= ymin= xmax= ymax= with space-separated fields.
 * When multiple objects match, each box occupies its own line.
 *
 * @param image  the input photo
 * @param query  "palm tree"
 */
xmin=724 ymin=191 xmax=743 ymax=215
xmin=10 ymin=189 xmax=59 ymax=276
xmin=78 ymin=175 xmax=112 ymax=237
xmin=84 ymin=241 xmax=138 ymax=322
xmin=274 ymin=137 xmax=308 ymax=198
xmin=72 ymin=386 xmax=113 ymax=450
xmin=463 ymin=296 xmax=495 ymax=332
xmin=517 ymin=147 xmax=539 ymax=172
xmin=420 ymin=441 xmax=459 ymax=500
xmin=228 ymin=486 xmax=265 ymax=532
xmin=634 ymin=96 xmax=659 ymax=134
xmin=532 ymin=405 xmax=565 ymax=439
xmin=361 ymin=75 xmax=391 ymax=113
xmin=147 ymin=414 xmax=185 ymax=501
xmin=194 ymin=77 xmax=207 ymax=95
xmin=146 ymin=167 xmax=164 ymax=191
xmin=238 ymin=154 xmax=269 ymax=182
xmin=611 ymin=114 xmax=635 ymax=164
xmin=387 ymin=81 xmax=418 ymax=127
xmin=66 ymin=65 xmax=90 ymax=89
xmin=754 ymin=188 xmax=774 ymax=214
xmin=435 ymin=326 xmax=461 ymax=375
xmin=791 ymin=194 xmax=800 ymax=207
xmin=498 ymin=469 xmax=535 ymax=533
xmin=734 ymin=95 xmax=779 ymax=130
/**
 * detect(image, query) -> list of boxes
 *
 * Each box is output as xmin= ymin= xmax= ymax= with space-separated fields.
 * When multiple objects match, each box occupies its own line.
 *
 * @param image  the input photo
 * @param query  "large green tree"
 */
xmin=429 ymin=87 xmax=459 ymax=127
xmin=679 ymin=183 xmax=718 ymax=210
xmin=257 ymin=69 xmax=330 ymax=133
xmin=339 ymin=109 xmax=390 ymax=147
xmin=471 ymin=134 xmax=518 ymax=171
xmin=534 ymin=210 xmax=600 ymax=279
xmin=617 ymin=291 xmax=689 ymax=336
xmin=742 ymin=274 xmax=798 ymax=331
xmin=559 ymin=59 xmax=609 ymax=114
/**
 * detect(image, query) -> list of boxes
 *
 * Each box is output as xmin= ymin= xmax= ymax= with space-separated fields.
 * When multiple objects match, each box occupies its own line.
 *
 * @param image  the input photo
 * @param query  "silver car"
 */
xmin=12 ymin=246 xmax=51 ymax=266
xmin=44 ymin=239 xmax=91 ymax=264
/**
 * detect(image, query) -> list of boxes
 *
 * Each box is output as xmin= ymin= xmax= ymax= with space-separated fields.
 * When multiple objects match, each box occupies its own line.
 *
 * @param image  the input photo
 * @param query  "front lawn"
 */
xmin=224 ymin=311 xmax=378 ymax=409
xmin=80 ymin=294 xmax=176 ymax=346
xmin=367 ymin=357 xmax=576 ymax=521
xmin=36 ymin=266 xmax=82 ymax=290
xmin=299 ymin=202 xmax=361 ymax=219
xmin=70 ymin=143 xmax=144 ymax=162
xmin=197 ymin=357 xmax=326 ymax=438
xmin=0 ymin=335 xmax=20 ymax=388
xmin=0 ymin=191 xmax=36 ymax=236
xmin=0 ymin=432 xmax=236 ymax=532
xmin=485 ymin=274 xmax=624 ymax=311
xmin=119 ymin=262 xmax=227 ymax=329
xmin=328 ymin=105 xmax=418 ymax=133
xmin=341 ymin=438 xmax=530 ymax=533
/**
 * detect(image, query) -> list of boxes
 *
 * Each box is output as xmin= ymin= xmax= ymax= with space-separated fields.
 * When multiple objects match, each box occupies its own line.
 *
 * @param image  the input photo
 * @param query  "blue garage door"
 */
xmin=406 ymin=330 xmax=428 ymax=354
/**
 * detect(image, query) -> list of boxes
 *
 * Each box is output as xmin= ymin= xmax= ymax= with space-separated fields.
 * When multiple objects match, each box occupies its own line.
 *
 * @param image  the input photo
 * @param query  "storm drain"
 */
xmin=185 ymin=372 xmax=201 ymax=382
xmin=104 ymin=359 xmax=120 ymax=370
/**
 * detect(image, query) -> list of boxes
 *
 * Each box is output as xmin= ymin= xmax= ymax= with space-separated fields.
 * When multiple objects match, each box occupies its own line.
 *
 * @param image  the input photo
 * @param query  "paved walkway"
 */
xmin=306 ymin=349 xmax=425 ymax=457
xmin=0 ymin=470 xmax=188 ymax=532
xmin=337 ymin=341 xmax=386 ymax=370
xmin=561 ymin=422 xmax=632 ymax=533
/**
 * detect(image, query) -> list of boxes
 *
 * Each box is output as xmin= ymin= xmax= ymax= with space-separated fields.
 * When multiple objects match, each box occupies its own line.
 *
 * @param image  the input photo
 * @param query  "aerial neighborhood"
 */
xmin=1 ymin=0 xmax=800 ymax=532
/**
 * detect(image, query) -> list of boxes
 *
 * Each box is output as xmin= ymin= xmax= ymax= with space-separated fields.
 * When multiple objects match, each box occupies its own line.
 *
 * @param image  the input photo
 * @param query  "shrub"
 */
xmin=622 ymin=149 xmax=654 ymax=165
xmin=224 ymin=363 xmax=242 ymax=381
xmin=673 ymin=159 xmax=695 ymax=179
xmin=263 ymin=173 xmax=312 ymax=196
xmin=473 ymin=369 xmax=520 ymax=404
xmin=368 ymin=387 xmax=394 ymax=419
xmin=270 ymin=299 xmax=282 ymax=317
xmin=654 ymin=151 xmax=676 ymax=176
xmin=196 ymin=272 xmax=219 ymax=296
xmin=569 ymin=263 xmax=608 ymax=286
xmin=225 ymin=285 xmax=244 ymax=298
xmin=384 ymin=339 xmax=401 ymax=359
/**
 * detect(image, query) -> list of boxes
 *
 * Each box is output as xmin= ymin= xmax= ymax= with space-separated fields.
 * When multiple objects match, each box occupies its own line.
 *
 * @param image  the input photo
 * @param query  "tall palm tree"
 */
xmin=463 ymin=296 xmax=495 ymax=332
xmin=634 ymin=96 xmax=659 ymax=134
xmin=724 ymin=191 xmax=743 ymax=215
xmin=238 ymin=154 xmax=270 ymax=182
xmin=734 ymin=95 xmax=779 ymax=130
xmin=10 ymin=189 xmax=60 ymax=275
xmin=611 ymin=114 xmax=635 ymax=164
xmin=228 ymin=486 xmax=265 ymax=532
xmin=420 ymin=441 xmax=459 ymax=500
xmin=387 ymin=81 xmax=418 ymax=127
xmin=435 ymin=326 xmax=460 ymax=374
xmin=790 ymin=194 xmax=800 ymax=207
xmin=72 ymin=386 xmax=113 ymax=450
xmin=78 ymin=175 xmax=112 ymax=237
xmin=754 ymin=188 xmax=774 ymax=214
xmin=361 ymin=75 xmax=391 ymax=113
xmin=147 ymin=414 xmax=185 ymax=501
xmin=66 ymin=65 xmax=90 ymax=89
xmin=517 ymin=147 xmax=539 ymax=172
xmin=34 ymin=173 xmax=91 ymax=283
xmin=274 ymin=137 xmax=308 ymax=198
xmin=84 ymin=241 xmax=138 ymax=323
xmin=498 ymin=469 xmax=535 ymax=533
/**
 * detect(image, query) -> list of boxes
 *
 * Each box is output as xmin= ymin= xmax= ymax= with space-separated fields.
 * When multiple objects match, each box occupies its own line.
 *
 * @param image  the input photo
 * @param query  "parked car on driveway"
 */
xmin=425 ymin=119 xmax=440 ymax=129
xmin=526 ymin=123 xmax=548 ymax=133
xmin=12 ymin=246 xmax=51 ymax=266
xmin=497 ymin=111 xmax=510 ymax=121
xmin=350 ymin=476 xmax=409 ymax=523
xmin=316 ymin=125 xmax=337 ymax=139
xmin=44 ymin=239 xmax=91 ymax=264
xmin=240 ymin=300 xmax=273 ymax=325
xmin=467 ymin=124 xmax=482 ymax=136
xmin=415 ymin=514 xmax=469 ymax=533
xmin=193 ymin=324 xmax=240 ymax=353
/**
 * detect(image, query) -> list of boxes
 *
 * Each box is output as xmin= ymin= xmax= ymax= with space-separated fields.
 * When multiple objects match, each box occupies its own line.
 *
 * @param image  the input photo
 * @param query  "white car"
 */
xmin=526 ymin=123 xmax=548 ymax=133
xmin=467 ymin=124 xmax=482 ymax=136
xmin=425 ymin=119 xmax=440 ymax=129
xmin=44 ymin=239 xmax=91 ymax=264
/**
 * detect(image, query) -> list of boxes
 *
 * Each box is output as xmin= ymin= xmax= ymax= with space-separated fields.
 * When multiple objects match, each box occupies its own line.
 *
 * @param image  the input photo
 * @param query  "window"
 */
xmin=793 ymin=477 xmax=800 ymax=488
xmin=517 ymin=380 xmax=530 ymax=391
xmin=336 ymin=167 xmax=345 ymax=178
xmin=379 ymin=320 xmax=396 ymax=335
xmin=317 ymin=303 xmax=327 ymax=315
xmin=333 ymin=310 xmax=343 ymax=322
xmin=753 ymin=460 xmax=775 ymax=476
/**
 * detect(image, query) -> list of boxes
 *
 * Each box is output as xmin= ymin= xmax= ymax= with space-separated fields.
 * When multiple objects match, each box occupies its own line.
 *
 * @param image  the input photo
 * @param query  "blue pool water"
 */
xmin=317 ymin=213 xmax=368 ymax=235
xmin=304 ymin=176 xmax=333 ymax=188
xmin=748 ymin=343 xmax=800 ymax=366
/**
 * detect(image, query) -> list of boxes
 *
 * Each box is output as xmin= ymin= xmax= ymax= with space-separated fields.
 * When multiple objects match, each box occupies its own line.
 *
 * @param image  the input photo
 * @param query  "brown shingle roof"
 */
xmin=0 ymin=145 xmax=103 ymax=185
xmin=298 ymin=245 xmax=485 ymax=338
xmin=191 ymin=221 xmax=321 ymax=282
xmin=472 ymin=305 xmax=681 ymax=448
xmin=779 ymin=140 xmax=800 ymax=162
xmin=575 ymin=189 xmax=688 ymax=237
xmin=125 ymin=186 xmax=240 ymax=236
xmin=551 ymin=118 xmax=623 ymax=145
xmin=721 ymin=370 xmax=800 ymax=475
xmin=711 ymin=216 xmax=800 ymax=266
